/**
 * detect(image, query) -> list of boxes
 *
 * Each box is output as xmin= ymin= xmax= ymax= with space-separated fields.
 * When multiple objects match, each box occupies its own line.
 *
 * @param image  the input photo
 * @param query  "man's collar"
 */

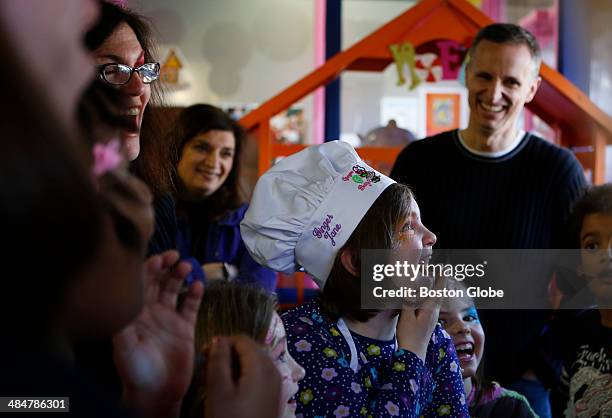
xmin=457 ymin=129 xmax=526 ymax=158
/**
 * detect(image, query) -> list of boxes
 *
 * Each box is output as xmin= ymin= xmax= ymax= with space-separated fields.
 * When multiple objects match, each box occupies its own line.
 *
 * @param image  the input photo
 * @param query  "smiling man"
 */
xmin=391 ymin=24 xmax=587 ymax=418
xmin=462 ymin=33 xmax=540 ymax=153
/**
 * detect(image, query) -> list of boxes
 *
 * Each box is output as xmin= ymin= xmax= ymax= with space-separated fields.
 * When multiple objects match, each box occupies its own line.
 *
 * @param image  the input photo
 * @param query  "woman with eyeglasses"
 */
xmin=85 ymin=2 xmax=176 ymax=256
xmin=86 ymin=2 xmax=159 ymax=162
xmin=1 ymin=2 xmax=281 ymax=417
xmin=76 ymin=1 xmax=183 ymax=402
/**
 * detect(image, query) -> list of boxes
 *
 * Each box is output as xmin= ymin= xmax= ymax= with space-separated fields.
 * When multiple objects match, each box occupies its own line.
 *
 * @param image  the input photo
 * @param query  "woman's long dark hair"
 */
xmin=168 ymin=104 xmax=245 ymax=220
xmin=85 ymin=1 xmax=173 ymax=198
xmin=78 ymin=81 xmax=145 ymax=253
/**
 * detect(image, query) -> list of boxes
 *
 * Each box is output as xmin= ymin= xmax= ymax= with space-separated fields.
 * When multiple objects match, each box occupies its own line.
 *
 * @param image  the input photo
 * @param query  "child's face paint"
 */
xmin=579 ymin=212 xmax=612 ymax=305
xmin=389 ymin=200 xmax=439 ymax=301
xmin=464 ymin=306 xmax=480 ymax=323
xmin=396 ymin=200 xmax=436 ymax=251
xmin=395 ymin=200 xmax=437 ymax=268
xmin=438 ymin=298 xmax=485 ymax=379
xmin=266 ymin=312 xmax=305 ymax=418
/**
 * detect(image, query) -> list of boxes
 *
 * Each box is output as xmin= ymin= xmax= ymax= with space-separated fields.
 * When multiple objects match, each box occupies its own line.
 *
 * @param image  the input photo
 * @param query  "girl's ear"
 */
xmin=340 ymin=248 xmax=359 ymax=276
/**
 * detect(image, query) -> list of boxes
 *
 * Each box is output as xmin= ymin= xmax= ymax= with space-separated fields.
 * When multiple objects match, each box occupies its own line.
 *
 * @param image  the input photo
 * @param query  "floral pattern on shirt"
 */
xmin=282 ymin=301 xmax=469 ymax=417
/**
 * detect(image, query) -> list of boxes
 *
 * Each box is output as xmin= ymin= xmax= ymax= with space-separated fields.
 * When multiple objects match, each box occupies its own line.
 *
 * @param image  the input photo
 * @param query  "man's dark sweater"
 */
xmin=391 ymin=129 xmax=586 ymax=384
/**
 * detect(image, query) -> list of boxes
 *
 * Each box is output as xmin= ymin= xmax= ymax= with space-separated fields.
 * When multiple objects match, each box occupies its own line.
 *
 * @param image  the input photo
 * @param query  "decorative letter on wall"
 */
xmin=436 ymin=40 xmax=464 ymax=80
xmin=389 ymin=42 xmax=421 ymax=90
xmin=390 ymin=39 xmax=469 ymax=88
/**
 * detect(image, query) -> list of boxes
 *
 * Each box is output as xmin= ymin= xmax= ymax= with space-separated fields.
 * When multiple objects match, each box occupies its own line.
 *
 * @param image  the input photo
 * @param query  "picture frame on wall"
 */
xmin=271 ymin=107 xmax=306 ymax=144
xmin=426 ymin=92 xmax=461 ymax=136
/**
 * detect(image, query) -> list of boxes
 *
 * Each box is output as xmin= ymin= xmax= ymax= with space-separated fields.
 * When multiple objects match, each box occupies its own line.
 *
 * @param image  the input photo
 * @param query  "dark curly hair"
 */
xmin=566 ymin=184 xmax=612 ymax=248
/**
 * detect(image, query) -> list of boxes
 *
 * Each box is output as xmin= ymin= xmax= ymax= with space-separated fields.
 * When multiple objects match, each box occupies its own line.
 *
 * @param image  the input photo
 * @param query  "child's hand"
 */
xmin=396 ymin=276 xmax=443 ymax=361
xmin=113 ymin=250 xmax=204 ymax=418
xmin=205 ymin=335 xmax=281 ymax=418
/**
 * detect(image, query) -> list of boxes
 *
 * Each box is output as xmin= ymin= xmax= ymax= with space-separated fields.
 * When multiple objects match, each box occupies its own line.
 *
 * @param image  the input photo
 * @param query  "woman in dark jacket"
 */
xmin=169 ymin=104 xmax=276 ymax=292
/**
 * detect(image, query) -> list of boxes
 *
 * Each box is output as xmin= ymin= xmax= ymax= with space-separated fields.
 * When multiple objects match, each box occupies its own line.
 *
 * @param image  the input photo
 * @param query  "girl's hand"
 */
xmin=396 ymin=277 xmax=443 ymax=361
xmin=205 ymin=335 xmax=281 ymax=418
xmin=113 ymin=250 xmax=204 ymax=418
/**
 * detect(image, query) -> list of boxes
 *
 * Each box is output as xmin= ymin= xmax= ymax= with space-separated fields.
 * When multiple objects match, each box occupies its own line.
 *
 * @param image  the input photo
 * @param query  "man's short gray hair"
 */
xmin=468 ymin=23 xmax=542 ymax=78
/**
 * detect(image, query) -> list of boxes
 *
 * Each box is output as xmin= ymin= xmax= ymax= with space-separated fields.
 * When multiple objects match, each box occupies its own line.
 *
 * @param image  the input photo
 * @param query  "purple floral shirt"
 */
xmin=282 ymin=301 xmax=469 ymax=417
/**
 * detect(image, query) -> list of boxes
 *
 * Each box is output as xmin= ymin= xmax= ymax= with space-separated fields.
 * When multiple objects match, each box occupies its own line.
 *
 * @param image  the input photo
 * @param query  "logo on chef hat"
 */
xmin=342 ymin=164 xmax=381 ymax=191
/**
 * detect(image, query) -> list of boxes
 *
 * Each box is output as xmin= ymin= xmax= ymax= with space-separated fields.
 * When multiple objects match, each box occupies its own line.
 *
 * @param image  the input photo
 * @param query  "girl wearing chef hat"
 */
xmin=241 ymin=141 xmax=468 ymax=417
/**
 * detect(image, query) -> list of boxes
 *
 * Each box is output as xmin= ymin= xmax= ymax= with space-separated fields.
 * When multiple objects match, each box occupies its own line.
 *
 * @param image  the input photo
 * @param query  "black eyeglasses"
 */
xmin=98 ymin=62 xmax=160 ymax=86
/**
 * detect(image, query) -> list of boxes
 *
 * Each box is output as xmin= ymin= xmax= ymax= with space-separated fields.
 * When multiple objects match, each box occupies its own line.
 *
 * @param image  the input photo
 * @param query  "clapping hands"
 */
xmin=113 ymin=250 xmax=204 ymax=418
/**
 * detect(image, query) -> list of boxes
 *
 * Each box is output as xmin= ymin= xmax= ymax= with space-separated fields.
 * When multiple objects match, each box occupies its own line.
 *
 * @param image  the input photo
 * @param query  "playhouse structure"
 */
xmin=239 ymin=0 xmax=612 ymax=307
xmin=240 ymin=0 xmax=612 ymax=184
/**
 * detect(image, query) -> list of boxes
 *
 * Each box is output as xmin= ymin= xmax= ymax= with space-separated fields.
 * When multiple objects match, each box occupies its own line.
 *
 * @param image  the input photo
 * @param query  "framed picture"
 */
xmin=271 ymin=107 xmax=306 ymax=144
xmin=426 ymin=93 xmax=461 ymax=136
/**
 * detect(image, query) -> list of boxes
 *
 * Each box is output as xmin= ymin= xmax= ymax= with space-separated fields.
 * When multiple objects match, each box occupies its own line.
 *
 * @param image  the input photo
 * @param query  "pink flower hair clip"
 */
xmin=92 ymin=139 xmax=123 ymax=177
xmin=105 ymin=0 xmax=129 ymax=8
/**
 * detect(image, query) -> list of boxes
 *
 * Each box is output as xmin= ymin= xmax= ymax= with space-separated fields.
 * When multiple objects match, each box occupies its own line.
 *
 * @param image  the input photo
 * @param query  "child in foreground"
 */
xmin=241 ymin=141 xmax=468 ymax=417
xmin=184 ymin=282 xmax=305 ymax=418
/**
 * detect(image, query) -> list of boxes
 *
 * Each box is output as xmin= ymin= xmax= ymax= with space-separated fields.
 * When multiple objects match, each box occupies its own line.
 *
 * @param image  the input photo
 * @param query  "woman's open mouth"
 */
xmin=120 ymin=107 xmax=140 ymax=134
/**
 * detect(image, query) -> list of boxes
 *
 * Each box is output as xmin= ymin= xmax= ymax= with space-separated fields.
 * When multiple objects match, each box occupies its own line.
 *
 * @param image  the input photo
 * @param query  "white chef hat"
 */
xmin=240 ymin=141 xmax=395 ymax=288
